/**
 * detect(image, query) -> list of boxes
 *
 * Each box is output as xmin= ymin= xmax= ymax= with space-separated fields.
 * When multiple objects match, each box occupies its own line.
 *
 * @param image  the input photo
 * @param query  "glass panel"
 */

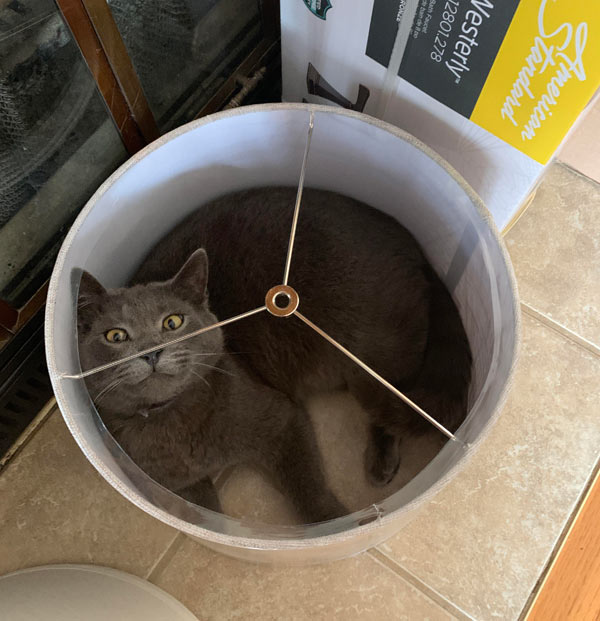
xmin=0 ymin=4 xmax=127 ymax=307
xmin=0 ymin=0 xmax=56 ymax=36
xmin=107 ymin=0 xmax=264 ymax=130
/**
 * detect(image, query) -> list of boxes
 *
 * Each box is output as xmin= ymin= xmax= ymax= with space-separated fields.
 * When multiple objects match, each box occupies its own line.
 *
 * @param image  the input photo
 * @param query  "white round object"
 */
xmin=45 ymin=103 xmax=520 ymax=563
xmin=0 ymin=565 xmax=197 ymax=621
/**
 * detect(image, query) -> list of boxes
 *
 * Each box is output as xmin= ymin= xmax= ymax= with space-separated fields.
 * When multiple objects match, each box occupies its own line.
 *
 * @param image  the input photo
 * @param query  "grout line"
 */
xmin=145 ymin=531 xmax=185 ymax=582
xmin=0 ymin=397 xmax=57 ymax=474
xmin=367 ymin=548 xmax=475 ymax=620
xmin=521 ymin=303 xmax=600 ymax=359
xmin=518 ymin=455 xmax=600 ymax=620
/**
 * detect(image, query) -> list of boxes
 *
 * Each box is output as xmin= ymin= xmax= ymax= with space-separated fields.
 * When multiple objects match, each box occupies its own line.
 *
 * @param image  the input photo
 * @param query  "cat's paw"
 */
xmin=364 ymin=433 xmax=402 ymax=487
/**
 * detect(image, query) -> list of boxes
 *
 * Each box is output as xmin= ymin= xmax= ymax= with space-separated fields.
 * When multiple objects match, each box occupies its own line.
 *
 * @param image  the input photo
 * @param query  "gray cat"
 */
xmin=77 ymin=187 xmax=472 ymax=522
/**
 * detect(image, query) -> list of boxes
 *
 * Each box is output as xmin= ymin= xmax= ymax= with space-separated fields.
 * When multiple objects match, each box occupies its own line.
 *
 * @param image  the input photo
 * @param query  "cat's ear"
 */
xmin=171 ymin=249 xmax=208 ymax=304
xmin=77 ymin=271 xmax=106 ymax=331
xmin=78 ymin=271 xmax=106 ymax=308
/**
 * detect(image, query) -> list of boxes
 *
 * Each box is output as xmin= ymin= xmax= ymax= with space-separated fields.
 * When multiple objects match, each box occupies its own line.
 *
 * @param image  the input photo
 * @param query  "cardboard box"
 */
xmin=281 ymin=0 xmax=600 ymax=229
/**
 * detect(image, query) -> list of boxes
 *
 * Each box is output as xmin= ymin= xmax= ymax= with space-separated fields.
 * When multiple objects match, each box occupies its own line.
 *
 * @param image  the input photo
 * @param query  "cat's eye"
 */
xmin=105 ymin=328 xmax=128 ymax=343
xmin=163 ymin=314 xmax=184 ymax=331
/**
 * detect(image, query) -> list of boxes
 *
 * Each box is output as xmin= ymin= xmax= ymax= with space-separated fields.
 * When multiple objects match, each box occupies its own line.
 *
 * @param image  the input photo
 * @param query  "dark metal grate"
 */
xmin=0 ymin=324 xmax=53 ymax=460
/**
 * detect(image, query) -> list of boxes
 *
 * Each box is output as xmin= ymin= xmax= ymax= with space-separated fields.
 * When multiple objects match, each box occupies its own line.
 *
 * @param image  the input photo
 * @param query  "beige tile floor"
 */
xmin=2 ymin=107 xmax=600 ymax=620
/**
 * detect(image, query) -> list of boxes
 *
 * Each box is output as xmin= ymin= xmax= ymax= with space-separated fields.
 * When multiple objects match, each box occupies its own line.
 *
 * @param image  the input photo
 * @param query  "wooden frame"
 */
xmin=2 ymin=0 xmax=147 ymax=348
xmin=54 ymin=0 xmax=147 ymax=155
xmin=79 ymin=0 xmax=280 ymax=136
xmin=0 ymin=283 xmax=48 ymax=345
xmin=0 ymin=300 xmax=18 ymax=333
xmin=525 ymin=464 xmax=600 ymax=620
xmin=0 ymin=0 xmax=281 ymax=352
xmin=79 ymin=0 xmax=160 ymax=143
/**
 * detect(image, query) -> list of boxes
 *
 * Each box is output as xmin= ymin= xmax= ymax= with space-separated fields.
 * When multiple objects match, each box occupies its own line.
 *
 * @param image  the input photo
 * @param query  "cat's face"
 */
xmin=77 ymin=249 xmax=223 ymax=413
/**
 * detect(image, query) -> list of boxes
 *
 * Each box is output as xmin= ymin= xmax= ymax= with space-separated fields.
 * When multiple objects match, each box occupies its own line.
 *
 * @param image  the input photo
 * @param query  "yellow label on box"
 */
xmin=370 ymin=0 xmax=600 ymax=165
xmin=471 ymin=0 xmax=600 ymax=164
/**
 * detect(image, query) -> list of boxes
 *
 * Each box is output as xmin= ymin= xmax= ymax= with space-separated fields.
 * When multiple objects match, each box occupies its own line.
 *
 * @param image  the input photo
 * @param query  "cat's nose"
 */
xmin=141 ymin=349 xmax=163 ymax=368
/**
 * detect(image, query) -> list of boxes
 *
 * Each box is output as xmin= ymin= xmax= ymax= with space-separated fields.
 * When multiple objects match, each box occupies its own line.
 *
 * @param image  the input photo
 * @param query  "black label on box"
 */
xmin=366 ymin=0 xmax=520 ymax=117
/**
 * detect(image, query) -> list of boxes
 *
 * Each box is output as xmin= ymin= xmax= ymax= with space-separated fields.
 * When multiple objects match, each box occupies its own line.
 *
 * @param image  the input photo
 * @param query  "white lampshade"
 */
xmin=45 ymin=104 xmax=520 ymax=564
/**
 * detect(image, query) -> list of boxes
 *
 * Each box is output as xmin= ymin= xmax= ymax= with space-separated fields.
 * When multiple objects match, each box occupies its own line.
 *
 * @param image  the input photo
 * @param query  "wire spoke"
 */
xmin=294 ymin=311 xmax=459 ymax=442
xmin=62 ymin=306 xmax=267 ymax=380
xmin=282 ymin=110 xmax=315 ymax=286
xmin=64 ymin=108 xmax=461 ymax=446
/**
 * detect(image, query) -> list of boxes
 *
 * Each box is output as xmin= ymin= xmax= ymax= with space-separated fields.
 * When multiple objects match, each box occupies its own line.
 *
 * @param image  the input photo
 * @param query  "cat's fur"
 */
xmin=78 ymin=250 xmax=346 ymax=522
xmin=77 ymin=187 xmax=472 ymax=521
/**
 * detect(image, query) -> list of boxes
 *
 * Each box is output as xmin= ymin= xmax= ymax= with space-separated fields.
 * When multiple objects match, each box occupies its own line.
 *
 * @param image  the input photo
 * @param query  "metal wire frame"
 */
xmin=60 ymin=110 xmax=459 ymax=442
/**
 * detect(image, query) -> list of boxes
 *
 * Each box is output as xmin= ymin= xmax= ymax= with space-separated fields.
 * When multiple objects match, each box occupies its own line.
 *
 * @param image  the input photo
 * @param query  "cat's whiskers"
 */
xmin=192 ymin=360 xmax=237 ymax=378
xmin=187 ymin=351 xmax=252 ymax=356
xmin=94 ymin=377 xmax=125 ymax=404
xmin=165 ymin=352 xmax=237 ymax=373
xmin=160 ymin=353 xmax=185 ymax=365
xmin=183 ymin=353 xmax=223 ymax=363
xmin=92 ymin=366 xmax=136 ymax=405
xmin=190 ymin=369 xmax=212 ymax=390
xmin=164 ymin=350 xmax=251 ymax=360
xmin=170 ymin=352 xmax=224 ymax=360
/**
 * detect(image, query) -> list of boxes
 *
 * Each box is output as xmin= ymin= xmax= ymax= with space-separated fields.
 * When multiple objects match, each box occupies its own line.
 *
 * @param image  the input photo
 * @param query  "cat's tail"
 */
xmin=407 ymin=268 xmax=472 ymax=434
